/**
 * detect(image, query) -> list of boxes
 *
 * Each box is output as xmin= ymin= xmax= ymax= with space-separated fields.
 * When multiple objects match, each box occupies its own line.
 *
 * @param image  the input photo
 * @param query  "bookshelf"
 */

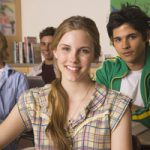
xmin=9 ymin=64 xmax=37 ymax=74
xmin=5 ymin=0 xmax=22 ymax=63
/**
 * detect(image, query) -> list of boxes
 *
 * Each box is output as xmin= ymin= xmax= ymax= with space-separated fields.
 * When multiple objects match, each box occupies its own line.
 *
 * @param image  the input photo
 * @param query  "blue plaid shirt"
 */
xmin=0 ymin=64 xmax=29 ymax=121
xmin=0 ymin=64 xmax=29 ymax=150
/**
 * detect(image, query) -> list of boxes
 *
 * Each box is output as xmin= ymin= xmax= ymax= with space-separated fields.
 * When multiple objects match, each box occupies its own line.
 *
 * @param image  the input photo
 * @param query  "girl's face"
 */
xmin=54 ymin=30 xmax=94 ymax=82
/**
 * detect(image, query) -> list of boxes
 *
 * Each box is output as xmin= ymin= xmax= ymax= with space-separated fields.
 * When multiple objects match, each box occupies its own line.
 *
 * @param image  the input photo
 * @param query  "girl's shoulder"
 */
xmin=95 ymin=83 xmax=131 ymax=105
xmin=20 ymin=84 xmax=52 ymax=109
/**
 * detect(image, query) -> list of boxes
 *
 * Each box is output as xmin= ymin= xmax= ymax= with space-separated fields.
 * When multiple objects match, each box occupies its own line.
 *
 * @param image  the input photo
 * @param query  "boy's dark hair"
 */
xmin=107 ymin=4 xmax=150 ymax=41
xmin=39 ymin=27 xmax=56 ymax=39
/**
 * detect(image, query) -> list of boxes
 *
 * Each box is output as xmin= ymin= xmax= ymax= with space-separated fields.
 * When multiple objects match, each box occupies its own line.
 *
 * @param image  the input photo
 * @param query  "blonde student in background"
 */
xmin=0 ymin=16 xmax=132 ymax=150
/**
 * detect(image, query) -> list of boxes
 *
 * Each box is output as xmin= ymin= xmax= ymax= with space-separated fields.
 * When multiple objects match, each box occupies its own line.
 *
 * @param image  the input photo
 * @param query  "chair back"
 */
xmin=27 ymin=76 xmax=45 ymax=88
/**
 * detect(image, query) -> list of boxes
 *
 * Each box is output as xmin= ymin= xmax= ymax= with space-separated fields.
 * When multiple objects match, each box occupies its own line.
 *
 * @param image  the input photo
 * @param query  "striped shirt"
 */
xmin=0 ymin=64 xmax=29 ymax=120
xmin=17 ymin=83 xmax=131 ymax=150
xmin=0 ymin=64 xmax=29 ymax=150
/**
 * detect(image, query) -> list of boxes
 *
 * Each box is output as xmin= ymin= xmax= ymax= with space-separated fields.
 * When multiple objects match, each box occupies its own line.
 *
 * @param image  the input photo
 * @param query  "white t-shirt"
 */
xmin=120 ymin=69 xmax=144 ymax=107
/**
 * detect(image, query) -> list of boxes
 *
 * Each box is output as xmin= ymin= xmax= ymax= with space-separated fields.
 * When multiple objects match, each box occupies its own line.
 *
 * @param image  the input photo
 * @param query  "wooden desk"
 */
xmin=132 ymin=122 xmax=150 ymax=146
xmin=138 ymin=130 xmax=150 ymax=146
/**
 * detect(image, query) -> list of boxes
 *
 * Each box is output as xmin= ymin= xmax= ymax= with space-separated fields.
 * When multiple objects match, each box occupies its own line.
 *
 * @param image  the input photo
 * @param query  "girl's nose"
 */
xmin=69 ymin=51 xmax=79 ymax=63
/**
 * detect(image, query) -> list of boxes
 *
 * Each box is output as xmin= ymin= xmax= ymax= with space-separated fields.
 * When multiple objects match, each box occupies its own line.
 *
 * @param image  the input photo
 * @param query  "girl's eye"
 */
xmin=62 ymin=47 xmax=70 ymax=51
xmin=80 ymin=48 xmax=90 ymax=54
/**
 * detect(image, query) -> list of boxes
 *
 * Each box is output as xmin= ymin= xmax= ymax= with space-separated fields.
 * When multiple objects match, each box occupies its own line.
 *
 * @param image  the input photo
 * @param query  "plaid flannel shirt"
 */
xmin=17 ymin=83 xmax=131 ymax=150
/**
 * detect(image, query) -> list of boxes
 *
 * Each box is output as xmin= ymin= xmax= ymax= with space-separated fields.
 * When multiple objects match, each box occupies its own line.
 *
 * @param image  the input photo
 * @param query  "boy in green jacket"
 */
xmin=96 ymin=4 xmax=150 ymax=128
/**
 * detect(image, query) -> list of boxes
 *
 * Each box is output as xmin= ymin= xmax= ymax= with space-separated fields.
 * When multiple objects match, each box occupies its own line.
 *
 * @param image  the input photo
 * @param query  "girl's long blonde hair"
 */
xmin=46 ymin=16 xmax=101 ymax=150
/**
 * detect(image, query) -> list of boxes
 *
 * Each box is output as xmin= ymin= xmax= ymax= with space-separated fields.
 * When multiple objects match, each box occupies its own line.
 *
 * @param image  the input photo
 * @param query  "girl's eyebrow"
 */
xmin=58 ymin=43 xmax=70 ymax=47
xmin=79 ymin=46 xmax=91 ymax=49
xmin=58 ymin=43 xmax=91 ymax=49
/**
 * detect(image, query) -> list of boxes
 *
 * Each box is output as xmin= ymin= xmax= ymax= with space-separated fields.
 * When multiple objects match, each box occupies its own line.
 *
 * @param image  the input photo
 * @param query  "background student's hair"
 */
xmin=46 ymin=15 xmax=101 ymax=150
xmin=39 ymin=26 xmax=56 ymax=39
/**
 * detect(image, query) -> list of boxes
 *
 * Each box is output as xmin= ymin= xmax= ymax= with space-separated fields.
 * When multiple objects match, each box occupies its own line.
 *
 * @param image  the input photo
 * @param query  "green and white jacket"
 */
xmin=96 ymin=46 xmax=150 ymax=128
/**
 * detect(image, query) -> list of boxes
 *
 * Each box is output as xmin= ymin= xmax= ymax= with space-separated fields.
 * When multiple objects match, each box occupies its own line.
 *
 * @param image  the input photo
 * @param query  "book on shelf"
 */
xmin=18 ymin=42 xmax=24 ymax=64
xmin=24 ymin=36 xmax=37 ymax=63
xmin=13 ymin=36 xmax=42 ymax=64
xmin=14 ymin=41 xmax=26 ymax=64
xmin=31 ymin=43 xmax=42 ymax=64
xmin=13 ymin=41 xmax=19 ymax=64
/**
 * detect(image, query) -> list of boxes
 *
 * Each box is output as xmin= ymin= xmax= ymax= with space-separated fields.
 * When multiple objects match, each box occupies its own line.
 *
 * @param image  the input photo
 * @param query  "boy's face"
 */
xmin=40 ymin=35 xmax=54 ymax=61
xmin=112 ymin=23 xmax=147 ymax=70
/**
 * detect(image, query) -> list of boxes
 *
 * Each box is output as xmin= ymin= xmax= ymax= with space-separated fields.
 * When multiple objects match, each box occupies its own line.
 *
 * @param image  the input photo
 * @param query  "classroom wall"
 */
xmin=21 ymin=0 xmax=117 ymax=56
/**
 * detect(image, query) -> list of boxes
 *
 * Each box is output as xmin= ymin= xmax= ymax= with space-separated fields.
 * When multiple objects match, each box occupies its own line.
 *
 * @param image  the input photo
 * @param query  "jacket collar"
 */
xmin=114 ymin=57 xmax=129 ymax=77
xmin=143 ymin=46 xmax=150 ymax=73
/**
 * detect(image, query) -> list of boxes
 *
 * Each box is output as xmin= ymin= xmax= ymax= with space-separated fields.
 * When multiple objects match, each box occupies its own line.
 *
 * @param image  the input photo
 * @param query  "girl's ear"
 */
xmin=53 ymin=50 xmax=58 ymax=59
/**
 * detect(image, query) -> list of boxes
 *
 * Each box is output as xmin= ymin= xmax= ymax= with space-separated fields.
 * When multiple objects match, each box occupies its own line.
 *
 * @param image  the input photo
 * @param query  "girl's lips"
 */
xmin=66 ymin=65 xmax=80 ymax=71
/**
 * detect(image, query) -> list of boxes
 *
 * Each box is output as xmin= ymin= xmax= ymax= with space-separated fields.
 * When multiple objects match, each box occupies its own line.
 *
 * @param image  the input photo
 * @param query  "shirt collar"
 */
xmin=68 ymin=83 xmax=107 ymax=128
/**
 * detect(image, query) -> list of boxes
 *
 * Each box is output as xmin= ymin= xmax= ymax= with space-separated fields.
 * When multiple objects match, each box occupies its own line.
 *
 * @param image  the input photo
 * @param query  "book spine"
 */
xmin=24 ymin=37 xmax=30 ymax=63
xmin=19 ymin=42 xmax=24 ymax=64
xmin=14 ymin=42 xmax=19 ymax=64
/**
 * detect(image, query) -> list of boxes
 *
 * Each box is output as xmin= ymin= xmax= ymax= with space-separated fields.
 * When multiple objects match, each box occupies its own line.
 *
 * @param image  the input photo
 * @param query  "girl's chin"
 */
xmin=65 ymin=75 xmax=80 ymax=82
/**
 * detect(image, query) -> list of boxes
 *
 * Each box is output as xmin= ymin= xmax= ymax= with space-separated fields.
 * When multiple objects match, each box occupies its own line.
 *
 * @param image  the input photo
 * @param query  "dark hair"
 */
xmin=39 ymin=27 xmax=56 ymax=39
xmin=0 ymin=31 xmax=8 ymax=62
xmin=107 ymin=4 xmax=150 ymax=41
xmin=46 ymin=16 xmax=101 ymax=150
